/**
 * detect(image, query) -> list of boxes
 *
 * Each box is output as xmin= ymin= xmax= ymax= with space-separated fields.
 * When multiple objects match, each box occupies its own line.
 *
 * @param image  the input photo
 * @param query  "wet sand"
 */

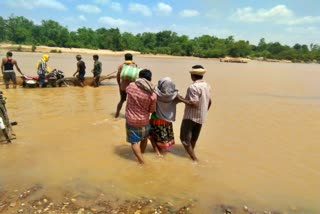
xmin=0 ymin=49 xmax=320 ymax=213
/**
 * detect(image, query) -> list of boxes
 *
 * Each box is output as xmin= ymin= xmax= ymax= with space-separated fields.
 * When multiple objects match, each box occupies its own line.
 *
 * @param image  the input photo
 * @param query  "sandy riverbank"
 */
xmin=0 ymin=43 xmax=201 ymax=60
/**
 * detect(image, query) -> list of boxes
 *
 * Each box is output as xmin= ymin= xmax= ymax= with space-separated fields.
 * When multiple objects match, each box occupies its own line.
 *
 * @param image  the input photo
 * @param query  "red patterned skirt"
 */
xmin=149 ymin=113 xmax=175 ymax=150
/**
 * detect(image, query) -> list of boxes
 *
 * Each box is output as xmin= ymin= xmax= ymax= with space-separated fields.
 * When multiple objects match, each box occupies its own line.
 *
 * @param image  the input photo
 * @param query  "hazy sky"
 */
xmin=1 ymin=0 xmax=319 ymax=46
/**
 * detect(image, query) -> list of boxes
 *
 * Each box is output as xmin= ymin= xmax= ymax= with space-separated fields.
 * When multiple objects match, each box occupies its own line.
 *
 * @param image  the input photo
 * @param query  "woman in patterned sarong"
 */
xmin=150 ymin=77 xmax=185 ymax=156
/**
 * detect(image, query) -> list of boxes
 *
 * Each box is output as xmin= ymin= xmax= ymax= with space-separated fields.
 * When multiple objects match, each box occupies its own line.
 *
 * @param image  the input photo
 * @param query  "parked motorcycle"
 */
xmin=21 ymin=69 xmax=65 ymax=88
xmin=0 ymin=91 xmax=17 ymax=143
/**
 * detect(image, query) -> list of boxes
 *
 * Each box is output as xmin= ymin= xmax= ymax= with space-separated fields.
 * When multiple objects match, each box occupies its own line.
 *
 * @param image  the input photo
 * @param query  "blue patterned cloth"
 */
xmin=126 ymin=123 xmax=150 ymax=144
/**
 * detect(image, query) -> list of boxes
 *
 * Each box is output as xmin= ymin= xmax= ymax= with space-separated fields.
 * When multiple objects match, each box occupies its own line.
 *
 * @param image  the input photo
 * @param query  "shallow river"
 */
xmin=0 ymin=52 xmax=320 ymax=213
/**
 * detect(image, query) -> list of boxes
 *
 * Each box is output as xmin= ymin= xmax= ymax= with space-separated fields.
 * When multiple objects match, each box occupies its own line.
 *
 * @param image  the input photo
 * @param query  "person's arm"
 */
xmin=176 ymin=94 xmax=199 ymax=108
xmin=73 ymin=62 xmax=80 ymax=76
xmin=1 ymin=59 xmax=4 ymax=75
xmin=13 ymin=60 xmax=23 ymax=75
xmin=149 ymin=93 xmax=157 ymax=113
xmin=116 ymin=65 xmax=122 ymax=87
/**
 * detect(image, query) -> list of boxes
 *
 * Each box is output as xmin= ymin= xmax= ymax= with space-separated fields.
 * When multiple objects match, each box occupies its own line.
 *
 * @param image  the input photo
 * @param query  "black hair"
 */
xmin=139 ymin=69 xmax=152 ymax=81
xmin=124 ymin=53 xmax=133 ymax=61
xmin=191 ymin=64 xmax=204 ymax=80
xmin=93 ymin=55 xmax=99 ymax=60
xmin=7 ymin=52 xmax=13 ymax=57
xmin=192 ymin=65 xmax=204 ymax=69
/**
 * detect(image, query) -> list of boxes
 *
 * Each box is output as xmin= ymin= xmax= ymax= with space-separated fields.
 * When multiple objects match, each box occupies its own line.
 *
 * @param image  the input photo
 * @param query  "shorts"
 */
xmin=120 ymin=90 xmax=127 ymax=101
xmin=126 ymin=123 xmax=150 ymax=144
xmin=38 ymin=74 xmax=46 ymax=85
xmin=3 ymin=72 xmax=16 ymax=84
xmin=180 ymin=119 xmax=202 ymax=146
xmin=78 ymin=72 xmax=85 ymax=82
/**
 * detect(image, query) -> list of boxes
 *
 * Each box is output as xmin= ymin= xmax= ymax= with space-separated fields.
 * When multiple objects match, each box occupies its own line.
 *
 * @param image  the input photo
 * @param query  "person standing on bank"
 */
xmin=73 ymin=55 xmax=86 ymax=87
xmin=125 ymin=69 xmax=157 ymax=164
xmin=179 ymin=65 xmax=212 ymax=162
xmin=1 ymin=51 xmax=24 ymax=89
xmin=92 ymin=54 xmax=102 ymax=87
xmin=36 ymin=54 xmax=50 ymax=88
xmin=115 ymin=53 xmax=138 ymax=118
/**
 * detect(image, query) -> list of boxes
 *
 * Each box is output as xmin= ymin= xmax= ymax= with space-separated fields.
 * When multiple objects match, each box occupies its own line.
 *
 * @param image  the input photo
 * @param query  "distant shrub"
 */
xmin=17 ymin=45 xmax=22 ymax=51
xmin=50 ymin=49 xmax=62 ymax=53
xmin=32 ymin=45 xmax=36 ymax=52
xmin=47 ymin=40 xmax=57 ymax=47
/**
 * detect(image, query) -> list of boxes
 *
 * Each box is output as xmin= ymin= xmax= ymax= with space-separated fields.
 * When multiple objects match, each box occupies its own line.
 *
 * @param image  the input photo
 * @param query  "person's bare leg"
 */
xmin=140 ymin=138 xmax=148 ymax=153
xmin=183 ymin=144 xmax=198 ymax=162
xmin=2 ymin=129 xmax=11 ymax=143
xmin=131 ymin=143 xmax=144 ymax=164
xmin=115 ymin=100 xmax=124 ymax=118
xmin=150 ymin=140 xmax=162 ymax=156
xmin=191 ymin=140 xmax=197 ymax=149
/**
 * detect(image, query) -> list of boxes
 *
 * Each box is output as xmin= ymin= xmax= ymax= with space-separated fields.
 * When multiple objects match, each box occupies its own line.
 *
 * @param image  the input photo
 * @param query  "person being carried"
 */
xmin=115 ymin=53 xmax=138 ymax=118
xmin=91 ymin=54 xmax=102 ymax=87
xmin=125 ymin=69 xmax=157 ymax=164
xmin=1 ymin=51 xmax=24 ymax=89
xmin=73 ymin=55 xmax=86 ymax=87
xmin=36 ymin=54 xmax=50 ymax=88
xmin=149 ymin=77 xmax=187 ymax=156
xmin=179 ymin=65 xmax=212 ymax=162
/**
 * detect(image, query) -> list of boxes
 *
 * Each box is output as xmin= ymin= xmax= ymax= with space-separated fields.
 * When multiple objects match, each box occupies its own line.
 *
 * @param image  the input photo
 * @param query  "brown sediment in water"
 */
xmin=0 ymin=185 xmax=196 ymax=214
xmin=0 ymin=185 xmax=285 ymax=214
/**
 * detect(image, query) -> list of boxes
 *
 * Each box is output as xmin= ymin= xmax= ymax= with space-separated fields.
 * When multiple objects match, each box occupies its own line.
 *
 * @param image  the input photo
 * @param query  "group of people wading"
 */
xmin=1 ymin=51 xmax=102 ymax=88
xmin=115 ymin=53 xmax=212 ymax=164
xmin=1 ymin=51 xmax=212 ymax=164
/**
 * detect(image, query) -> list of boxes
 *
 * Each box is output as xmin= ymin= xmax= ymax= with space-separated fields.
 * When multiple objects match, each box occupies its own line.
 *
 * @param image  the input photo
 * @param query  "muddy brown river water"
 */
xmin=0 ymin=51 xmax=319 ymax=213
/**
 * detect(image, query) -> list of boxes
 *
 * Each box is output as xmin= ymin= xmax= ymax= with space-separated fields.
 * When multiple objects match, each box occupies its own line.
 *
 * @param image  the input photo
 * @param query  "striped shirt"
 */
xmin=183 ymin=80 xmax=211 ymax=124
xmin=125 ymin=82 xmax=157 ymax=127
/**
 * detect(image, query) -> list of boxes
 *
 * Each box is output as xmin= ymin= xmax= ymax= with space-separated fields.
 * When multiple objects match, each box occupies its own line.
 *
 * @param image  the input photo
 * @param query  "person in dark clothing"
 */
xmin=73 ymin=55 xmax=86 ymax=87
xmin=1 ymin=52 xmax=24 ymax=89
xmin=92 ymin=55 xmax=102 ymax=87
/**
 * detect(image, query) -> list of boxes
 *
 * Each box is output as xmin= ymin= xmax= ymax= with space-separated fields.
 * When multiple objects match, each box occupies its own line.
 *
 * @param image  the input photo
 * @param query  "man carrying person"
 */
xmin=125 ymin=69 xmax=157 ymax=164
xmin=115 ymin=53 xmax=138 ymax=118
xmin=179 ymin=65 xmax=212 ymax=162
xmin=1 ymin=51 xmax=24 ymax=89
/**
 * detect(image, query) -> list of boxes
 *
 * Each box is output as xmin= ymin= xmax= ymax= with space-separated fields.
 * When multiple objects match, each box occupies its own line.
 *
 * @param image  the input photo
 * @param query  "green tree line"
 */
xmin=1 ymin=15 xmax=320 ymax=62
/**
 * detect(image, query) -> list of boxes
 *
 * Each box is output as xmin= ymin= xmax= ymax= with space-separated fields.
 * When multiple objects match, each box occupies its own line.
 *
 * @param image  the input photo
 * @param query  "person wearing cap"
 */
xmin=36 ymin=54 xmax=50 ymax=88
xmin=115 ymin=53 xmax=138 ymax=118
xmin=1 ymin=51 xmax=24 ymax=89
xmin=179 ymin=65 xmax=212 ymax=161
xmin=73 ymin=55 xmax=86 ymax=87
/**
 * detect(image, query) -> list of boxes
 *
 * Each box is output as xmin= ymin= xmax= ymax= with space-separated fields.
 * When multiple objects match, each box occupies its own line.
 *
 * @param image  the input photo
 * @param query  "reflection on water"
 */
xmin=0 ymin=53 xmax=320 ymax=213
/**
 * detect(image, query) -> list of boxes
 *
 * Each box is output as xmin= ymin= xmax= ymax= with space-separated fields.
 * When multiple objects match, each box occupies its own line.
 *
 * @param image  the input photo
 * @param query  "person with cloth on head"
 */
xmin=73 ymin=55 xmax=86 ymax=87
xmin=125 ymin=69 xmax=157 ymax=164
xmin=1 ymin=51 xmax=24 ymax=89
xmin=179 ymin=65 xmax=212 ymax=162
xmin=149 ymin=77 xmax=188 ymax=156
xmin=115 ymin=53 xmax=138 ymax=118
xmin=36 ymin=54 xmax=50 ymax=88
xmin=91 ymin=54 xmax=102 ymax=87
